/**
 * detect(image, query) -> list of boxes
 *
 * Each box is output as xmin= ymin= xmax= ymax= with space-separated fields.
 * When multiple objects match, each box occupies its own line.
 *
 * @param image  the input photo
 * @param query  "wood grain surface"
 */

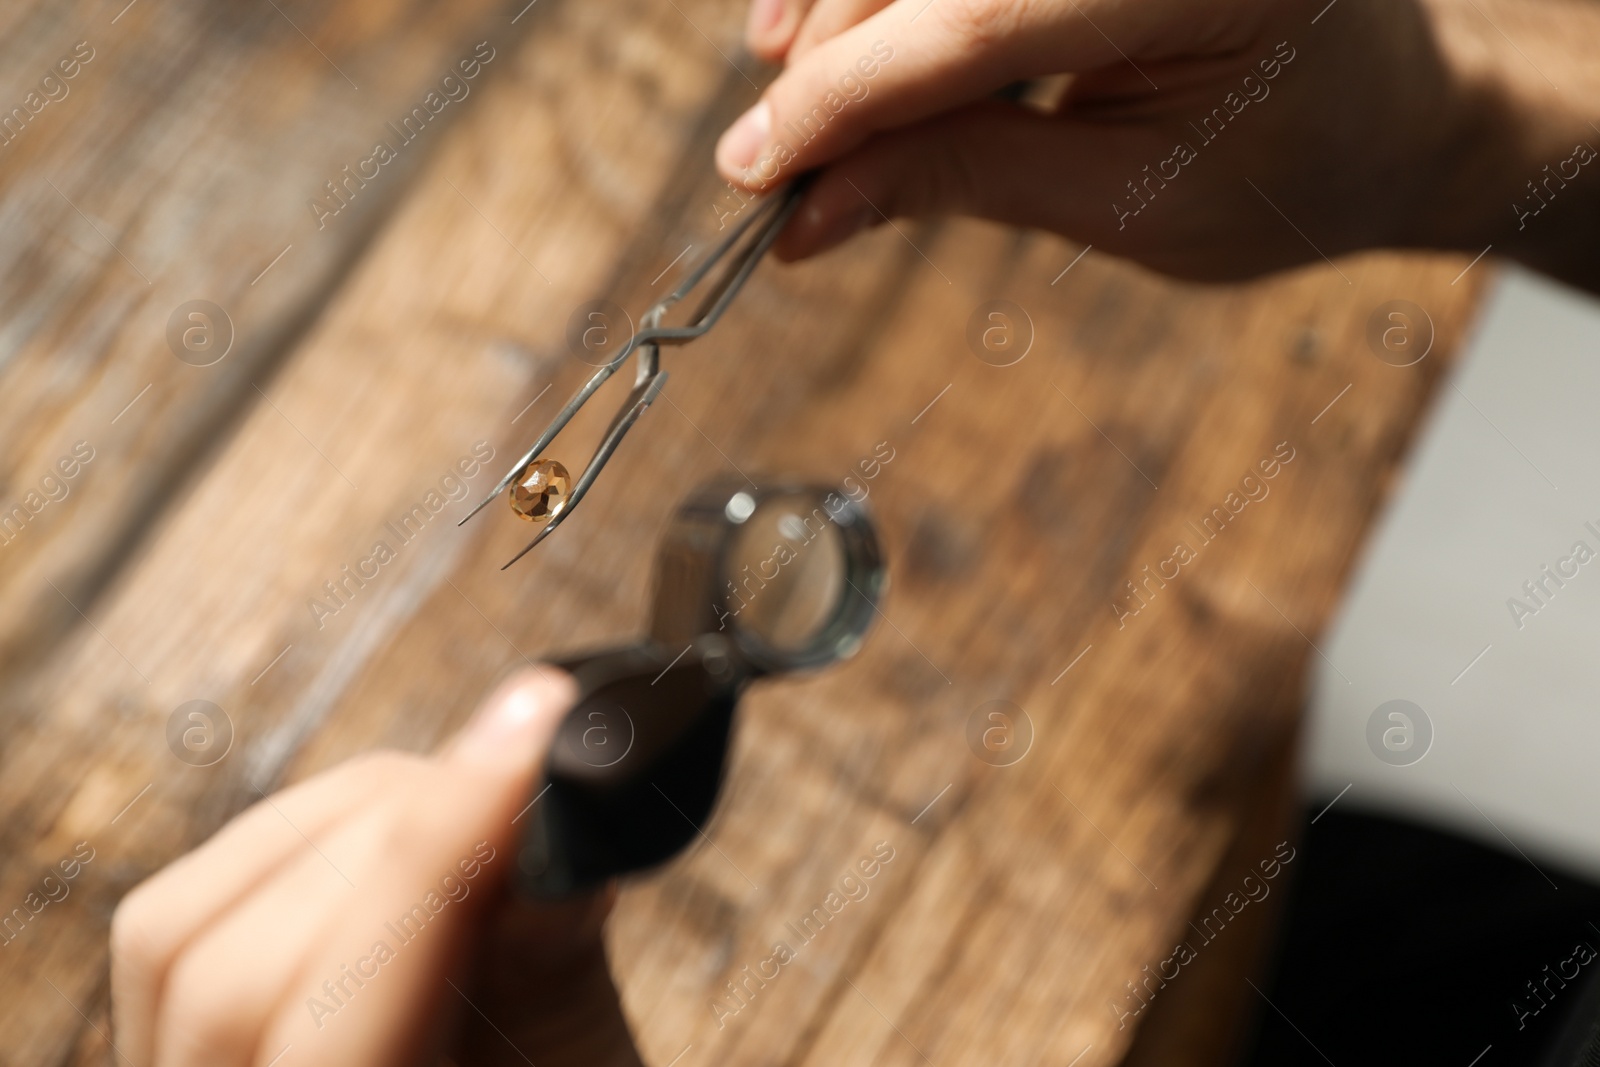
xmin=0 ymin=0 xmax=515 ymax=679
xmin=0 ymin=0 xmax=1489 ymax=1064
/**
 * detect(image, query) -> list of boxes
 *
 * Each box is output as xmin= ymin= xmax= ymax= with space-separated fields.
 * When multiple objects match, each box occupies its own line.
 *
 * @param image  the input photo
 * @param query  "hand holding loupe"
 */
xmin=517 ymin=478 xmax=886 ymax=897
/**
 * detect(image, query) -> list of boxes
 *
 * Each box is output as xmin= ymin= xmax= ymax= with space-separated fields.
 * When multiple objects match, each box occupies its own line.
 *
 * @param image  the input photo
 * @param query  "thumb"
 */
xmin=253 ymin=672 xmax=581 ymax=1066
xmin=445 ymin=667 xmax=577 ymax=795
xmin=773 ymin=99 xmax=1164 ymax=260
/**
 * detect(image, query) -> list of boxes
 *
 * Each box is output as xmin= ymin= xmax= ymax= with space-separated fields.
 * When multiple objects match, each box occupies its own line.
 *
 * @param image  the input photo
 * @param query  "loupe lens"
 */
xmin=721 ymin=490 xmax=847 ymax=654
xmin=718 ymin=486 xmax=883 ymax=673
xmin=649 ymin=480 xmax=885 ymax=675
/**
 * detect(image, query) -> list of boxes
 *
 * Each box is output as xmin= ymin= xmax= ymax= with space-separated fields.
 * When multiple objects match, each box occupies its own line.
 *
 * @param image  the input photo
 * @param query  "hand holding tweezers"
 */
xmin=459 ymin=178 xmax=809 ymax=568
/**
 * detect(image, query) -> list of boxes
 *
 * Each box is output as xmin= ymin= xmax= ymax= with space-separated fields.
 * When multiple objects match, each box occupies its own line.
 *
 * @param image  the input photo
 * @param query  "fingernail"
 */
xmin=455 ymin=670 xmax=573 ymax=763
xmin=717 ymin=101 xmax=771 ymax=176
xmin=749 ymin=0 xmax=784 ymax=34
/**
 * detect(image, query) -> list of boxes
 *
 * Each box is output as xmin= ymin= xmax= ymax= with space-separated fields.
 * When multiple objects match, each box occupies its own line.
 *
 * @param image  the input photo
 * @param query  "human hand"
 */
xmin=110 ymin=669 xmax=645 ymax=1067
xmin=719 ymin=0 xmax=1600 ymax=289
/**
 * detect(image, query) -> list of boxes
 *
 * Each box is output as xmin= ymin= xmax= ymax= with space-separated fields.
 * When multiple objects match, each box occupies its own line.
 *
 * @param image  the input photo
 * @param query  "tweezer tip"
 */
xmin=500 ymin=508 xmax=568 ymax=568
xmin=458 ymin=491 xmax=499 ymax=526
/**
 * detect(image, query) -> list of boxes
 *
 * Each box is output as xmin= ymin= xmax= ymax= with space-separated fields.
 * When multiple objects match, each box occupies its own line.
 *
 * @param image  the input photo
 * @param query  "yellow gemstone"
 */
xmin=509 ymin=459 xmax=570 ymax=523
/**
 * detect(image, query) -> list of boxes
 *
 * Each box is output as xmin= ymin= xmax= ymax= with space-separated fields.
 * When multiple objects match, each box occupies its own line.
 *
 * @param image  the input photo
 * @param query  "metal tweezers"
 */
xmin=460 ymin=178 xmax=807 ymax=568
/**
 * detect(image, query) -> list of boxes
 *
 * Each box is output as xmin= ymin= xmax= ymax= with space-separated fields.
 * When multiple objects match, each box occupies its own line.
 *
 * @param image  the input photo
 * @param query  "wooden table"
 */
xmin=0 ymin=0 xmax=1487 ymax=1064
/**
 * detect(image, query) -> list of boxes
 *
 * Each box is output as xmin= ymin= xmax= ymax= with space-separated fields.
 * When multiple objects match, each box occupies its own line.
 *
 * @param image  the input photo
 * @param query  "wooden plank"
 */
xmin=0 ymin=0 xmax=1489 ymax=1063
xmin=0 ymin=0 xmax=517 ymax=681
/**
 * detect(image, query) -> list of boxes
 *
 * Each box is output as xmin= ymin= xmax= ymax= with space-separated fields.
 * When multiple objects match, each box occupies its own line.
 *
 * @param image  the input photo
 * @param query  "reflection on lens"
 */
xmin=722 ymin=492 xmax=845 ymax=654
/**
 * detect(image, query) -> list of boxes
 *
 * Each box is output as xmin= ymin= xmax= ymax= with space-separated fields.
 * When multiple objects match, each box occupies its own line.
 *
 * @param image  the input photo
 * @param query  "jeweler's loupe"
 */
xmin=516 ymin=478 xmax=886 ymax=897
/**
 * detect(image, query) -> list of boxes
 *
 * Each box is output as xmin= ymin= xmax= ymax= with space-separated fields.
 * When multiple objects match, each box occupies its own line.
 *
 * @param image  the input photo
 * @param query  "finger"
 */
xmin=152 ymin=804 xmax=402 ymax=1067
xmin=442 ymin=667 xmax=575 ymax=781
xmin=255 ymin=670 xmax=575 ymax=1065
xmin=714 ymin=0 xmax=1143 ymax=189
xmin=789 ymin=0 xmax=895 ymax=59
xmin=112 ymin=753 xmax=417 ymax=1067
xmin=116 ymin=670 xmax=573 ymax=1067
xmin=771 ymin=100 xmax=1168 ymax=260
xmin=745 ymin=0 xmax=817 ymax=63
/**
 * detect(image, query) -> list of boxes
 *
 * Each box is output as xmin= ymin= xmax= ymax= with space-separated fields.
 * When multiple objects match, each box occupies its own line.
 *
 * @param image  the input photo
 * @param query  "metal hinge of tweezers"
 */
xmin=459 ymin=177 xmax=808 ymax=569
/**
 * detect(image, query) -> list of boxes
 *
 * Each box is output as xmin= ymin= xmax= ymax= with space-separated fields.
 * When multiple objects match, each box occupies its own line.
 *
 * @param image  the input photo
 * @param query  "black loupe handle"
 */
xmin=516 ymin=638 xmax=743 ymax=897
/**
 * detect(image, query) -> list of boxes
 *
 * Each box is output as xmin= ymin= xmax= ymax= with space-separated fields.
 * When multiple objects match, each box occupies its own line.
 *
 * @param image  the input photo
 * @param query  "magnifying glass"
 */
xmin=516 ymin=478 xmax=887 ymax=897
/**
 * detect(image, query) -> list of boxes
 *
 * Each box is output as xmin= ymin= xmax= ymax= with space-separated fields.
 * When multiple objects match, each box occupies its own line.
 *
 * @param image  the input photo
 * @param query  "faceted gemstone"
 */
xmin=509 ymin=459 xmax=571 ymax=523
